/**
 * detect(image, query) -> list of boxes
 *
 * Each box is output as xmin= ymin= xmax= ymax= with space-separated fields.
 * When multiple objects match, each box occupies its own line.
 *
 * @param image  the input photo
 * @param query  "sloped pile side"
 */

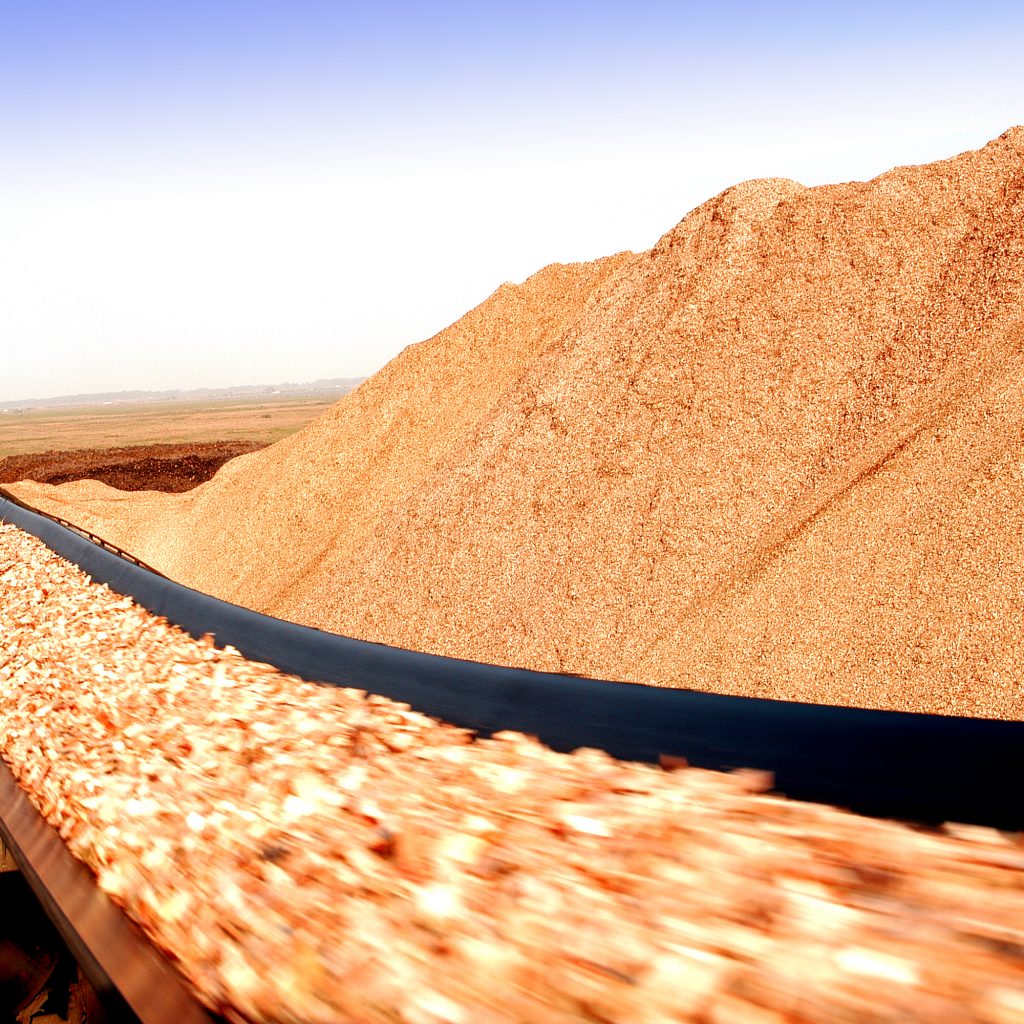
xmin=12 ymin=255 xmax=631 ymax=612
xmin=335 ymin=132 xmax=1024 ymax=716
xmin=13 ymin=129 xmax=1024 ymax=716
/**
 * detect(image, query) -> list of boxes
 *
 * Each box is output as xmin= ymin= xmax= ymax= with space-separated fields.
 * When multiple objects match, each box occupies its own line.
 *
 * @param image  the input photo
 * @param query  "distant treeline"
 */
xmin=0 ymin=378 xmax=365 ymax=412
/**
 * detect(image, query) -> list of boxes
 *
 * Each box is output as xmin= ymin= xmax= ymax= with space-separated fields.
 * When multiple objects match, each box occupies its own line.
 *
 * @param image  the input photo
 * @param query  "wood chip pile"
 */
xmin=10 ymin=129 xmax=1024 ymax=717
xmin=2 ymin=524 xmax=1023 ymax=1024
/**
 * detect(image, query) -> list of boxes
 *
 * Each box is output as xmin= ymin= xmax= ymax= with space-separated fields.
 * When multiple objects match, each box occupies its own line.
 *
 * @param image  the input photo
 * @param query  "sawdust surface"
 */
xmin=13 ymin=129 xmax=1024 ymax=717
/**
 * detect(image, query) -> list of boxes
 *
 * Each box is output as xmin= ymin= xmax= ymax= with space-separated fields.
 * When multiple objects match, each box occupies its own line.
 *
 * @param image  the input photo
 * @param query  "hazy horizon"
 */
xmin=3 ymin=1 xmax=1022 ymax=400
xmin=0 ymin=374 xmax=365 ymax=408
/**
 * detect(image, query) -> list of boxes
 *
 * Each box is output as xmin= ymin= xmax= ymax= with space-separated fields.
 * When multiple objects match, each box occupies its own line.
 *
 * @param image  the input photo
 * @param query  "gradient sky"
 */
xmin=2 ymin=0 xmax=1022 ymax=401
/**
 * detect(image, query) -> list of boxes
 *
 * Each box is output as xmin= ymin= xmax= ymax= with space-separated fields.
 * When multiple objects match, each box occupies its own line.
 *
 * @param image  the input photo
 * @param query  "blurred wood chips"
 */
xmin=1 ymin=524 xmax=1023 ymax=1023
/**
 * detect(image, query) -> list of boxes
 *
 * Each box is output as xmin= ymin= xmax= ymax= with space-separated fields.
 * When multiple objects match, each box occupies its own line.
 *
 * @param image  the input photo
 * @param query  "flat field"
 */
xmin=0 ymin=395 xmax=337 ymax=458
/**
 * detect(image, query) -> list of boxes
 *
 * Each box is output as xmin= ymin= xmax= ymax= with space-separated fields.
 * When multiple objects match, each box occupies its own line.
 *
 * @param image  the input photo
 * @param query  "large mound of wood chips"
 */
xmin=11 ymin=130 xmax=1024 ymax=716
xmin=1 ymin=524 xmax=1023 ymax=1023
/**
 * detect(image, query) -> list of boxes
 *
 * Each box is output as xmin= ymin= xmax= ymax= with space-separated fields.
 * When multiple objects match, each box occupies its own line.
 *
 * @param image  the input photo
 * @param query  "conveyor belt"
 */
xmin=0 ymin=486 xmax=165 ymax=576
xmin=3 ymin=492 xmax=1022 ymax=831
xmin=2 ymin=489 xmax=1023 ymax=1020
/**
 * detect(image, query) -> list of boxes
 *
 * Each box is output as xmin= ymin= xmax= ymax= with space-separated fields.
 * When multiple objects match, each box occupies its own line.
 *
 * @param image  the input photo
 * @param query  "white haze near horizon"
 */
xmin=3 ymin=0 xmax=1023 ymax=403
xmin=3 ymin=123 xmax=1007 ymax=405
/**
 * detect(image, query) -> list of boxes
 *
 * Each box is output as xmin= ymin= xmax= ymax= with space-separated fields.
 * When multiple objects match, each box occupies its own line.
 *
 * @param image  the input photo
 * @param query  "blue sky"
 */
xmin=2 ymin=1 xmax=1022 ymax=400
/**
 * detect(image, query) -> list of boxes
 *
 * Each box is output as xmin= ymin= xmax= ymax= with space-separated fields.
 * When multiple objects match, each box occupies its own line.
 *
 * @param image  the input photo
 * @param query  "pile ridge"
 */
xmin=13 ymin=128 xmax=1024 ymax=716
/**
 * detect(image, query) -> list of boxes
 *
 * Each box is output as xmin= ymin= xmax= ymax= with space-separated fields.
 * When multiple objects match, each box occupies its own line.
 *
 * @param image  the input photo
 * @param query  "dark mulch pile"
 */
xmin=0 ymin=442 xmax=266 ymax=493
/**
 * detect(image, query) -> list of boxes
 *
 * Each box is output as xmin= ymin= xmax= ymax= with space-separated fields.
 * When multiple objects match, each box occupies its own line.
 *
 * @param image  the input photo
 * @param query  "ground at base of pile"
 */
xmin=0 ymin=872 xmax=103 ymax=1024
